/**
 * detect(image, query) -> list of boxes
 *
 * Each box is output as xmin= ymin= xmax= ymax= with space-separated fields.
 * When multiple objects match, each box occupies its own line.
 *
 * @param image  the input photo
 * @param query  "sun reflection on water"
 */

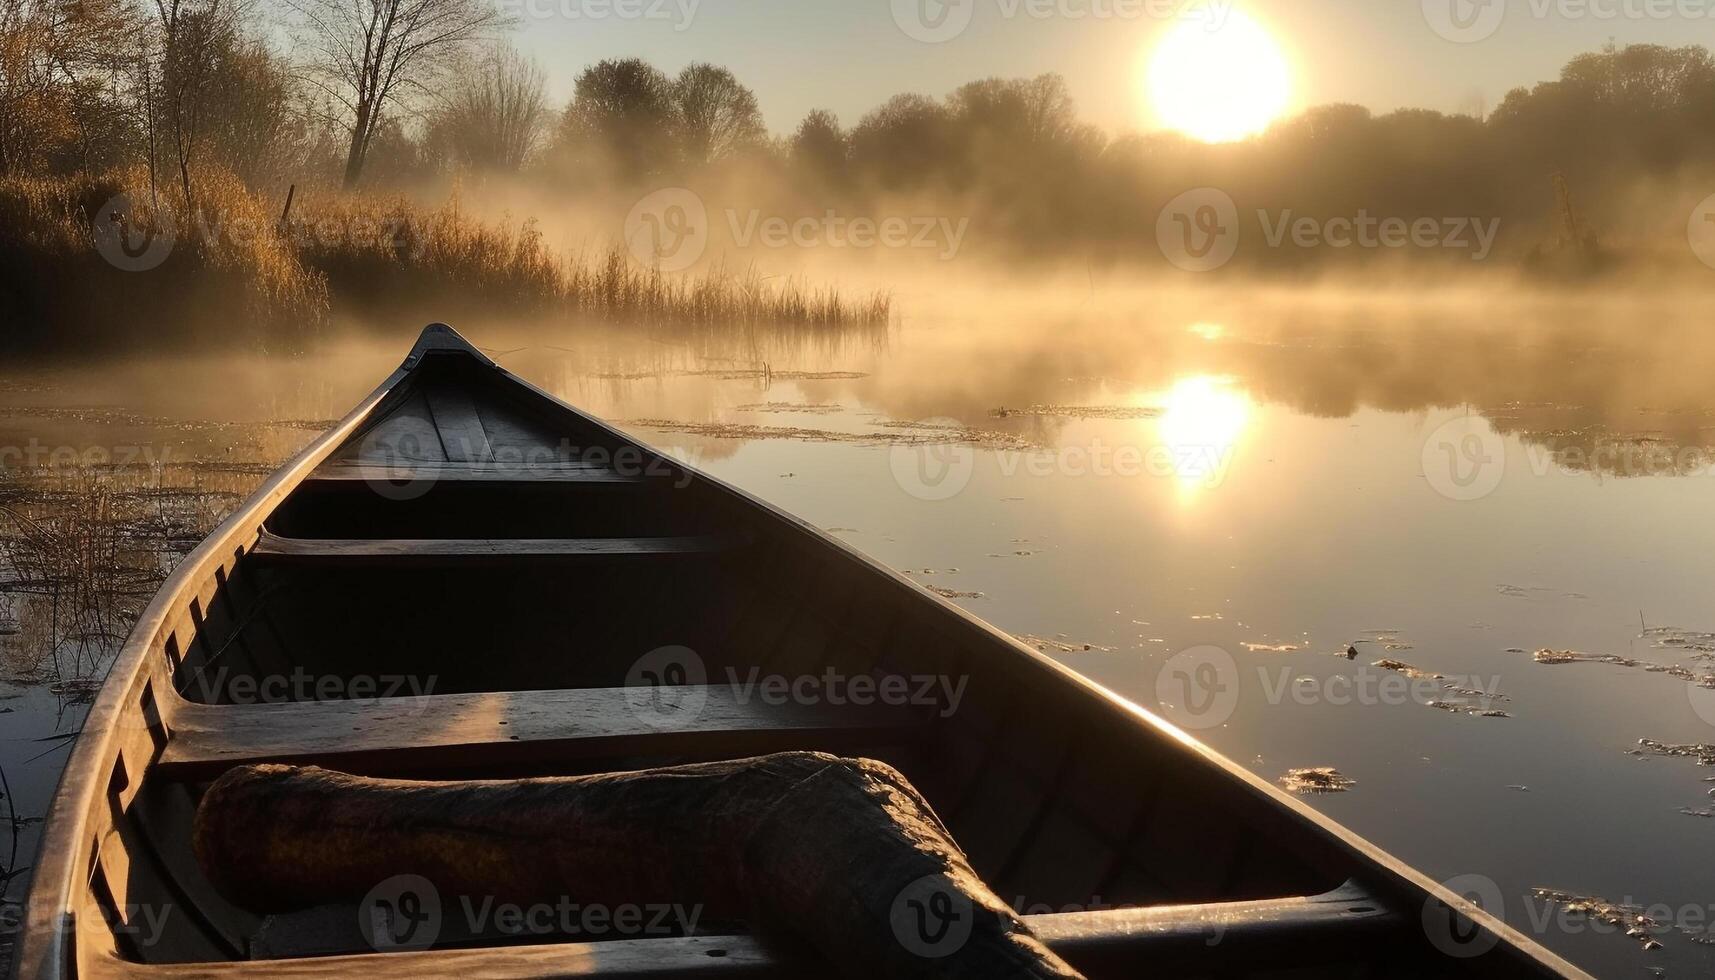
xmin=1156 ymin=375 xmax=1251 ymax=500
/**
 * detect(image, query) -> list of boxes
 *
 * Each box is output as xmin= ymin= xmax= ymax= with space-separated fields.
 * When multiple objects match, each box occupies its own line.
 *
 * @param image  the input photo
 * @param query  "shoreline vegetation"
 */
xmin=0 ymin=170 xmax=893 ymax=353
xmin=5 ymin=0 xmax=1715 ymax=352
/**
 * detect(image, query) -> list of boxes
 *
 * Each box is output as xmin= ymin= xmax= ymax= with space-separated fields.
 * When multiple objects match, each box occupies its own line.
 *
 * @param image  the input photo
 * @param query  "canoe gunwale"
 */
xmin=14 ymin=324 xmax=1592 ymax=980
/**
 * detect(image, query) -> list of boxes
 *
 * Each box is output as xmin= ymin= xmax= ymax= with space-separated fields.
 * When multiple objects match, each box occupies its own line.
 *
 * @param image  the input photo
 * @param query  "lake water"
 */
xmin=3 ymin=281 xmax=1713 ymax=977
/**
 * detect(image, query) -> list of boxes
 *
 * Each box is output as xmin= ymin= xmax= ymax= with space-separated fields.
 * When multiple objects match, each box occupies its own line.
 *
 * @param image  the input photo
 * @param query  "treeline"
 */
xmin=550 ymin=42 xmax=1715 ymax=266
xmin=6 ymin=0 xmax=1715 ymax=266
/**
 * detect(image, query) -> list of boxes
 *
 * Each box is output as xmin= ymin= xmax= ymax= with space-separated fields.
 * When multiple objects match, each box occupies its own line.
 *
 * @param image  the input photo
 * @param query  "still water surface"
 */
xmin=2 ymin=284 xmax=1714 ymax=977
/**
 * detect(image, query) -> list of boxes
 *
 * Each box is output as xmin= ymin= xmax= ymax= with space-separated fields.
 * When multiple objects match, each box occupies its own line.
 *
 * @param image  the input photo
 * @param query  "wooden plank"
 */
xmin=345 ymin=390 xmax=446 ymax=464
xmin=157 ymin=686 xmax=930 ymax=779
xmin=247 ymin=532 xmax=739 ymax=564
xmin=127 ymin=782 xmax=264 ymax=953
xmin=79 ymin=883 xmax=1399 ymax=978
xmin=467 ymin=400 xmax=568 ymax=457
xmin=95 ymin=821 xmax=231 ymax=963
xmin=423 ymin=387 xmax=495 ymax=463
xmin=305 ymin=461 xmax=644 ymax=486
xmin=1032 ymin=881 xmax=1398 ymax=973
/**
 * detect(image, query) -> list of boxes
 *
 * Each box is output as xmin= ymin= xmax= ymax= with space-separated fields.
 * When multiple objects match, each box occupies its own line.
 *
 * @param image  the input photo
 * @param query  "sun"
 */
xmin=1145 ymin=10 xmax=1293 ymax=143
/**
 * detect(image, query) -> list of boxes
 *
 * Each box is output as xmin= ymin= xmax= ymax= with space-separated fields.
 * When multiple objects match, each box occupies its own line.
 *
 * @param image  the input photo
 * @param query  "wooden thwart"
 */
xmin=248 ymin=531 xmax=737 ymax=563
xmin=306 ymin=460 xmax=646 ymax=486
xmin=158 ymin=686 xmax=930 ymax=778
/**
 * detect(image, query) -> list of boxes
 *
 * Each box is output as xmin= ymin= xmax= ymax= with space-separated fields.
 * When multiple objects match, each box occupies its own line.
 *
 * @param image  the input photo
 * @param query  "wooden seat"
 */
xmin=248 ymin=531 xmax=740 ymax=564
xmin=79 ymin=881 xmax=1399 ymax=977
xmin=157 ymin=686 xmax=931 ymax=778
xmin=1031 ymin=880 xmax=1398 ymax=973
xmin=304 ymin=460 xmax=648 ymax=486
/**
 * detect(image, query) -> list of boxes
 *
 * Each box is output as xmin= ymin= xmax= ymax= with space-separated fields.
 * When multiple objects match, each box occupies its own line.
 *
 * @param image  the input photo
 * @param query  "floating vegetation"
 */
xmin=1534 ymin=649 xmax=1715 ymax=686
xmin=1354 ymin=629 xmax=1413 ymax=651
xmin=1372 ymin=659 xmax=1443 ymax=680
xmin=1428 ymin=701 xmax=1512 ymax=718
xmin=989 ymin=405 xmax=1163 ymax=420
xmin=621 ymin=419 xmax=1036 ymax=451
xmin=1242 ymin=642 xmax=1300 ymax=653
xmin=1496 ymin=584 xmax=1585 ymax=601
xmin=1633 ymin=740 xmax=1715 ymax=766
xmin=1278 ymin=768 xmax=1356 ymax=795
xmin=47 ymin=677 xmax=102 ymax=705
xmin=1444 ymin=684 xmax=1511 ymax=702
xmin=1529 ymin=889 xmax=1666 ymax=951
xmin=1645 ymin=626 xmax=1715 ymax=655
xmin=1536 ymin=649 xmax=1632 ymax=666
xmin=927 ymin=587 xmax=984 ymax=600
xmin=1365 ymin=660 xmax=1511 ymax=716
xmin=1014 ymin=634 xmax=1115 ymax=655
xmin=736 ymin=403 xmax=844 ymax=415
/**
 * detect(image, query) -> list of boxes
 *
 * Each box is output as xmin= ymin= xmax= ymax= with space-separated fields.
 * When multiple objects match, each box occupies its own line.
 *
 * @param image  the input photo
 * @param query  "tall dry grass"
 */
xmin=0 ymin=168 xmax=327 ymax=351
xmin=293 ymin=193 xmax=893 ymax=327
xmin=0 ymin=170 xmax=890 ymax=353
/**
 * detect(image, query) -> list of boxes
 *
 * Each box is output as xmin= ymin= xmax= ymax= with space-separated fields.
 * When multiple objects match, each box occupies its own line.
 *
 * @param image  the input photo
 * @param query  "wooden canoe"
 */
xmin=14 ymin=324 xmax=1591 ymax=979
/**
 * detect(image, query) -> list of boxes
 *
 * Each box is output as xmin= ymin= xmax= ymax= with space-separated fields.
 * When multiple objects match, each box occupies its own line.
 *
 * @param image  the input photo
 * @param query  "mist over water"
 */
xmin=4 ymin=273 xmax=1715 ymax=974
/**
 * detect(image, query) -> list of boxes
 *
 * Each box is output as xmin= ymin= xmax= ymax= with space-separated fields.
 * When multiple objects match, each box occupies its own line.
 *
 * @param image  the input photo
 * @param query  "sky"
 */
xmin=505 ymin=0 xmax=1715 ymax=135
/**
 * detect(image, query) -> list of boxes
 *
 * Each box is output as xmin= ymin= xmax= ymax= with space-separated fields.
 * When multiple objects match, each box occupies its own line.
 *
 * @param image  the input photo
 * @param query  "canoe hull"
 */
xmin=14 ymin=325 xmax=1589 ymax=979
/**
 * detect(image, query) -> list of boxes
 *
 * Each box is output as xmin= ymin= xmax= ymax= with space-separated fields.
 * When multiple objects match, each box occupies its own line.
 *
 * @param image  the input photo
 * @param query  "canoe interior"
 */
xmin=33 ymin=330 xmax=1583 ymax=980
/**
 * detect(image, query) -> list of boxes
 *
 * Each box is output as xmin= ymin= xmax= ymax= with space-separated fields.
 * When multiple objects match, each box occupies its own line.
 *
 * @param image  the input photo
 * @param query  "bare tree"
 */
xmin=200 ymin=37 xmax=311 ymax=187
xmin=673 ymin=62 xmax=763 ymax=167
xmin=151 ymin=0 xmax=240 ymax=209
xmin=285 ymin=0 xmax=507 ymax=188
xmin=427 ymin=43 xmax=545 ymax=172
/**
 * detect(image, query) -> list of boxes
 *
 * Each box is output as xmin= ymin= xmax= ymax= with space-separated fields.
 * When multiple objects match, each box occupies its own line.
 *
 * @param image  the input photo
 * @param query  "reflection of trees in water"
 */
xmin=744 ymin=294 xmax=1715 ymax=481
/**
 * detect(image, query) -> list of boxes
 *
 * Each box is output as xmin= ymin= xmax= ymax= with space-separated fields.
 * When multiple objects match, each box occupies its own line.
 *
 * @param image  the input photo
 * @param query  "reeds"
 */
xmin=0 ymin=168 xmax=326 ymax=350
xmin=294 ymin=193 xmax=893 ymax=327
xmin=0 ymin=171 xmax=892 ymax=352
